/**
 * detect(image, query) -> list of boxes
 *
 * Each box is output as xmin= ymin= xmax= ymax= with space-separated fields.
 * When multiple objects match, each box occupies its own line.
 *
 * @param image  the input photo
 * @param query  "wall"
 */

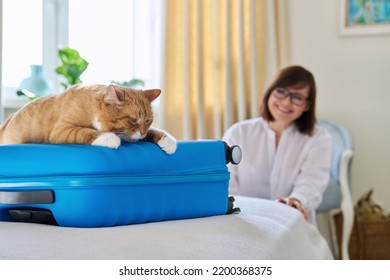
xmin=286 ymin=0 xmax=390 ymax=209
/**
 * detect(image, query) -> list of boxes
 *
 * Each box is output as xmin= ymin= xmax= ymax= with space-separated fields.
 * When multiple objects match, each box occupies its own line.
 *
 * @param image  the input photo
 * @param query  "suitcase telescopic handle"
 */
xmin=0 ymin=190 xmax=54 ymax=204
xmin=224 ymin=142 xmax=242 ymax=165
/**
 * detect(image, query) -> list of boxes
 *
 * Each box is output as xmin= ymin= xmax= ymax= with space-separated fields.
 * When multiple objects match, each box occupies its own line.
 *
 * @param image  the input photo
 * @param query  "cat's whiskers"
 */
xmin=118 ymin=131 xmax=144 ymax=143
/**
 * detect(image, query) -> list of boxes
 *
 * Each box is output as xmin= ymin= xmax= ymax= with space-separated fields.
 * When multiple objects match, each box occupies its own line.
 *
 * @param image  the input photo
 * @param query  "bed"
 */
xmin=0 ymin=196 xmax=332 ymax=260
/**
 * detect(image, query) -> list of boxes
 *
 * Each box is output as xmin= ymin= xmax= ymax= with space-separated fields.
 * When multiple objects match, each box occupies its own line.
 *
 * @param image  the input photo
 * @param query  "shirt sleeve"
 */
xmin=290 ymin=129 xmax=332 ymax=212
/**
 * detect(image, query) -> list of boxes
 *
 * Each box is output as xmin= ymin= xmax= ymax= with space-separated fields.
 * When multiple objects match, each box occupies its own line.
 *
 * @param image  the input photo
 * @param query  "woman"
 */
xmin=223 ymin=65 xmax=331 ymax=223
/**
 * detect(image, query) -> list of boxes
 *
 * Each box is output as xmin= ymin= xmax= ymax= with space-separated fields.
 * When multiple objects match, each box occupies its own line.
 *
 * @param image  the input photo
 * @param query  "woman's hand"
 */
xmin=275 ymin=197 xmax=309 ymax=221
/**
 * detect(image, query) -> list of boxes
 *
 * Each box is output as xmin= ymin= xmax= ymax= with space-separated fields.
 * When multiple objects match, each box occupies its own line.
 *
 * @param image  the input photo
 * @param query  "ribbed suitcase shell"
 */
xmin=0 ymin=140 xmax=230 ymax=227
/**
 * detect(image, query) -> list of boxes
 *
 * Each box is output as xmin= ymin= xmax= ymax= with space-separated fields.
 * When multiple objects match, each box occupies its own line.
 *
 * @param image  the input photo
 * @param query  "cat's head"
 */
xmin=98 ymin=85 xmax=160 ymax=142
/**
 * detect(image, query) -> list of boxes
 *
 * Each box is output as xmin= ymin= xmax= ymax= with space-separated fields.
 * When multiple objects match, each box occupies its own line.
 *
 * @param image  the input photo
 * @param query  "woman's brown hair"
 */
xmin=260 ymin=65 xmax=316 ymax=135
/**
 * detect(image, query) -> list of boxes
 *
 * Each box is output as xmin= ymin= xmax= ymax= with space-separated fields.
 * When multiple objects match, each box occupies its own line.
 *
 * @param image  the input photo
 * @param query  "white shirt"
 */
xmin=222 ymin=117 xmax=332 ymax=213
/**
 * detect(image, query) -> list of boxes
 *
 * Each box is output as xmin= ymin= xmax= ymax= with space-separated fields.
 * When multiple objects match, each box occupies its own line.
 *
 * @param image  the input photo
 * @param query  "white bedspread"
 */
xmin=0 ymin=196 xmax=332 ymax=260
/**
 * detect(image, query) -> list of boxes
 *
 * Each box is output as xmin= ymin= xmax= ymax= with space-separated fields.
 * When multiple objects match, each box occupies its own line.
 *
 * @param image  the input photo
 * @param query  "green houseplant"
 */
xmin=55 ymin=47 xmax=89 ymax=89
xmin=110 ymin=79 xmax=145 ymax=88
xmin=17 ymin=48 xmax=143 ymax=100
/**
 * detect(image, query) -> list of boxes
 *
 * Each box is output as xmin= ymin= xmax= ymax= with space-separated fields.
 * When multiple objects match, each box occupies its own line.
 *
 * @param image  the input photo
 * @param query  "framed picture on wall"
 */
xmin=340 ymin=0 xmax=390 ymax=36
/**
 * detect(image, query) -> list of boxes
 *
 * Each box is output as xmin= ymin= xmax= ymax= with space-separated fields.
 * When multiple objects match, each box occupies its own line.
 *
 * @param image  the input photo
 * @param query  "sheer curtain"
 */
xmin=0 ymin=0 xmax=3 ymax=122
xmin=159 ymin=0 xmax=288 ymax=140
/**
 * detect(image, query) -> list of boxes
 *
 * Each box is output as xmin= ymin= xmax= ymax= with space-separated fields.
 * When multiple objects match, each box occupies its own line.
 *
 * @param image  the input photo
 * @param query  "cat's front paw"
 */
xmin=157 ymin=135 xmax=177 ymax=154
xmin=92 ymin=132 xmax=121 ymax=149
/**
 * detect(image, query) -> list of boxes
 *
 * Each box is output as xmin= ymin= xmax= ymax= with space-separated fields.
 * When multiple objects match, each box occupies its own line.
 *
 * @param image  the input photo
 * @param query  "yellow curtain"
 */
xmin=160 ymin=0 xmax=287 ymax=140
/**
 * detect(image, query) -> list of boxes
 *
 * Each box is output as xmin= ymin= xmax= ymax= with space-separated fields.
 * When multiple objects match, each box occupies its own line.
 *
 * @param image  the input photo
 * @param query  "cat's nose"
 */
xmin=141 ymin=132 xmax=148 ymax=138
xmin=140 ymin=128 xmax=148 ymax=138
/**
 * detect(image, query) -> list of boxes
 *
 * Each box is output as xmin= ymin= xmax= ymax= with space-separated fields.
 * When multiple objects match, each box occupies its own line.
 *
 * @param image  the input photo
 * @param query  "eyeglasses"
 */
xmin=272 ymin=88 xmax=309 ymax=106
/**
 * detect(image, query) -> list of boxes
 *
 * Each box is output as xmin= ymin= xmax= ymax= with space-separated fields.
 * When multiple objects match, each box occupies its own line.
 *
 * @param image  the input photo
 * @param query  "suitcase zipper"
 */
xmin=0 ymin=168 xmax=229 ymax=188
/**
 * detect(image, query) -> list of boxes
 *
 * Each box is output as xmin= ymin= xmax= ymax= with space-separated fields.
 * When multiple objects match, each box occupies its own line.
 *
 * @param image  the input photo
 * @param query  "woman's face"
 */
xmin=267 ymin=85 xmax=310 ymax=126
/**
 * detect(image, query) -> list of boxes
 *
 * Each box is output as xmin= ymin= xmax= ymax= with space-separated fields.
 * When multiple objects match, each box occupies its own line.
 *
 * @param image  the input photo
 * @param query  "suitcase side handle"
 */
xmin=0 ymin=190 xmax=54 ymax=204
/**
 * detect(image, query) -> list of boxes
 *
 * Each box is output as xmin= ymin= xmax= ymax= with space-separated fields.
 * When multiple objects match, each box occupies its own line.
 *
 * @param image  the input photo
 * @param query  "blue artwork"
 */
xmin=348 ymin=0 xmax=390 ymax=25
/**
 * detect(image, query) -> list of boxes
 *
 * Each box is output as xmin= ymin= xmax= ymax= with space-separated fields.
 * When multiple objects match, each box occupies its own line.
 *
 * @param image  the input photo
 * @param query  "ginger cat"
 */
xmin=0 ymin=84 xmax=177 ymax=154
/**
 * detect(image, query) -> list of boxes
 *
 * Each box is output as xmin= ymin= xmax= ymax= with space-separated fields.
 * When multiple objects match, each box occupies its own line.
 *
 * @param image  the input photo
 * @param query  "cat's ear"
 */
xmin=104 ymin=85 xmax=123 ymax=105
xmin=144 ymin=89 xmax=161 ymax=102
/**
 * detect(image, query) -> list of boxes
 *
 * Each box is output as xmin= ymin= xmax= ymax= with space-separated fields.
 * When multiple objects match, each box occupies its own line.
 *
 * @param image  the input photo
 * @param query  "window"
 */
xmin=2 ymin=0 xmax=43 ymax=88
xmin=1 ymin=0 xmax=163 ymax=118
xmin=68 ymin=0 xmax=135 ymax=84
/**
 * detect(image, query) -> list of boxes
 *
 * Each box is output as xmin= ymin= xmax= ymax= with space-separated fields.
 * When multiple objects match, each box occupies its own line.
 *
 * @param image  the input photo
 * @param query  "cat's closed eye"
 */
xmin=145 ymin=118 xmax=153 ymax=126
xmin=129 ymin=117 xmax=139 ymax=126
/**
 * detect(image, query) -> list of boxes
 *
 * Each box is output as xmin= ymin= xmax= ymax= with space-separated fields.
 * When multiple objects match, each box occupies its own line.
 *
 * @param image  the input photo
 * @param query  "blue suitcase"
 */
xmin=0 ymin=140 xmax=241 ymax=227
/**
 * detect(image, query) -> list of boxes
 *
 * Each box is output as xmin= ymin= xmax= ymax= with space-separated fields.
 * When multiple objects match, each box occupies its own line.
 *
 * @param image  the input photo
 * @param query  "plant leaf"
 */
xmin=56 ymin=47 xmax=89 ymax=88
